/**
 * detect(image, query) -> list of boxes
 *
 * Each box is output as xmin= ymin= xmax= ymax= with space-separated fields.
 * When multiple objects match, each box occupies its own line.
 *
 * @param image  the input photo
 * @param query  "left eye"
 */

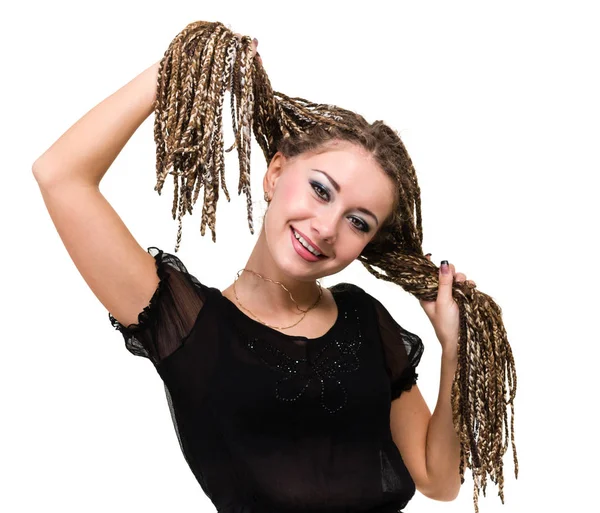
xmin=349 ymin=217 xmax=368 ymax=231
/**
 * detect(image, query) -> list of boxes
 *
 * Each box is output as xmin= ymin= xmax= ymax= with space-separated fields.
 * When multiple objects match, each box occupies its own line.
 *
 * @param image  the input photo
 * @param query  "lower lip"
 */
xmin=290 ymin=227 xmax=324 ymax=262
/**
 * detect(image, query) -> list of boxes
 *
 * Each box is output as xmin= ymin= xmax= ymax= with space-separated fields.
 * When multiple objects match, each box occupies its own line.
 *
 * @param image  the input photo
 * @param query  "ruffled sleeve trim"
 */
xmin=390 ymin=365 xmax=419 ymax=400
xmin=108 ymin=247 xmax=169 ymax=360
xmin=361 ymin=289 xmax=424 ymax=400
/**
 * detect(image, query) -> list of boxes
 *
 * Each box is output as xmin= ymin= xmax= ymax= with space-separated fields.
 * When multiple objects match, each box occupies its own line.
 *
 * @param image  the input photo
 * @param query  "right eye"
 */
xmin=310 ymin=182 xmax=330 ymax=201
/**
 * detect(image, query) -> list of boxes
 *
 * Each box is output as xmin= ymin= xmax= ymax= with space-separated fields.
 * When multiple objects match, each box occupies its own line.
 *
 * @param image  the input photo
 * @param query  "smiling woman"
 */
xmin=34 ymin=17 xmax=518 ymax=513
xmin=255 ymin=140 xmax=397 ymax=281
xmin=147 ymin=20 xmax=518 ymax=512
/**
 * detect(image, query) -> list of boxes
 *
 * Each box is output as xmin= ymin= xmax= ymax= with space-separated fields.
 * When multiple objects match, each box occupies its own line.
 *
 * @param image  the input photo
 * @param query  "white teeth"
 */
xmin=293 ymin=229 xmax=321 ymax=256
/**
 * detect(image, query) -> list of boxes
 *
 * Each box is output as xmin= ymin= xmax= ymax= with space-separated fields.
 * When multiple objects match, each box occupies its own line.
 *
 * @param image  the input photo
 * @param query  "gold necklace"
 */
xmin=233 ymin=269 xmax=323 ymax=330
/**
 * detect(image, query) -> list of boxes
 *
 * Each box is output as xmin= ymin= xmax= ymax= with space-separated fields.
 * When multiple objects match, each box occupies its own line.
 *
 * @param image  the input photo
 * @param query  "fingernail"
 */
xmin=253 ymin=38 xmax=258 ymax=46
xmin=441 ymin=260 xmax=450 ymax=274
xmin=425 ymin=253 xmax=432 ymax=257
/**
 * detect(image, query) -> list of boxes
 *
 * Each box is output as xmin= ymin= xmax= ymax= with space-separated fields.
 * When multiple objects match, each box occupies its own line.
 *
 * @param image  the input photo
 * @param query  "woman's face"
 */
xmin=261 ymin=140 xmax=396 ymax=281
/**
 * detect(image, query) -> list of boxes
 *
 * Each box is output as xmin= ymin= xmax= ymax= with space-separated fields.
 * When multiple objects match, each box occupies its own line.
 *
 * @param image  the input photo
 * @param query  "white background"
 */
xmin=2 ymin=0 xmax=598 ymax=512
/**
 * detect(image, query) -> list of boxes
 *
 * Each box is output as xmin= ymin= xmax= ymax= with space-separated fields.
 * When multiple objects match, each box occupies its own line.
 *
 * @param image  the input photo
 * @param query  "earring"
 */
xmin=264 ymin=191 xmax=271 ymax=203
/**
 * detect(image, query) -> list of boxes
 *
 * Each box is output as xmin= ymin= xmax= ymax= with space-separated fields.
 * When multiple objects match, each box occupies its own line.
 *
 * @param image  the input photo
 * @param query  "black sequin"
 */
xmin=245 ymin=304 xmax=363 ymax=413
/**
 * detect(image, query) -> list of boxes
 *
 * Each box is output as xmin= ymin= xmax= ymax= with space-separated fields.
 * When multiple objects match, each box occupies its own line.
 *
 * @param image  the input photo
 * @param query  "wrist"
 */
xmin=442 ymin=351 xmax=458 ymax=362
xmin=440 ymin=341 xmax=458 ymax=361
xmin=143 ymin=61 xmax=161 ymax=106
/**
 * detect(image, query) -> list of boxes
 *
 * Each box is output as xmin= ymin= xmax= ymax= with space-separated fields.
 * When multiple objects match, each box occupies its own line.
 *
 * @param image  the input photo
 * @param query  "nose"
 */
xmin=311 ymin=210 xmax=338 ymax=246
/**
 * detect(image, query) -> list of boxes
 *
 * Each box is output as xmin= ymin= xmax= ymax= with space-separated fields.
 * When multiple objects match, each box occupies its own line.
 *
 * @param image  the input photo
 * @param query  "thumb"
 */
xmin=437 ymin=260 xmax=455 ymax=303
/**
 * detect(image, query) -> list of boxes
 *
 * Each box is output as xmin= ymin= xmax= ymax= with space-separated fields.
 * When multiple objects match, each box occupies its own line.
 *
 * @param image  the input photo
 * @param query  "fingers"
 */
xmin=436 ymin=261 xmax=455 ymax=303
xmin=452 ymin=270 xmax=476 ymax=288
xmin=233 ymin=33 xmax=259 ymax=60
xmin=226 ymin=35 xmax=260 ymax=93
xmin=424 ymin=252 xmax=476 ymax=288
xmin=455 ymin=271 xmax=477 ymax=288
xmin=252 ymin=39 xmax=261 ymax=63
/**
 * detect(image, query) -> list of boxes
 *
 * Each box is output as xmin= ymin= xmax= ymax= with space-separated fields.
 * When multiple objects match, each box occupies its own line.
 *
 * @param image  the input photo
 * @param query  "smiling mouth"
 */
xmin=290 ymin=226 xmax=329 ymax=259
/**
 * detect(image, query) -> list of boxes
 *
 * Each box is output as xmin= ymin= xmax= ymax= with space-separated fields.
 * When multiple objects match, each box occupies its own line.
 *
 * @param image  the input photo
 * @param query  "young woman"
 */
xmin=33 ymin=33 xmax=481 ymax=513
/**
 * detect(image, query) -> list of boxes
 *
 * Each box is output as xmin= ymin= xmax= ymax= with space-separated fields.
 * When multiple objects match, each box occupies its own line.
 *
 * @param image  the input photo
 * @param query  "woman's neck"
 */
xmin=234 ymin=235 xmax=323 ymax=314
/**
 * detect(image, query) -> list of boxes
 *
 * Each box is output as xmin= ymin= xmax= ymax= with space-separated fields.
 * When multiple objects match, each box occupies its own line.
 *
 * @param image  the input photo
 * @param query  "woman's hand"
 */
xmin=226 ymin=35 xmax=260 ymax=92
xmin=418 ymin=254 xmax=476 ymax=358
xmin=234 ymin=33 xmax=260 ymax=61
xmin=252 ymin=38 xmax=260 ymax=63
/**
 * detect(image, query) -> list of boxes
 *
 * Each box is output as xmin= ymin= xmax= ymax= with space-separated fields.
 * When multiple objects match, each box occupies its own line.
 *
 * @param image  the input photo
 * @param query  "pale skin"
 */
xmin=223 ymin=137 xmax=473 ymax=501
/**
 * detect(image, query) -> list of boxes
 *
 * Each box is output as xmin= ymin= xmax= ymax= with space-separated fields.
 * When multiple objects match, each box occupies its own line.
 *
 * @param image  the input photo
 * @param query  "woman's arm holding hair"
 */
xmin=425 ymin=350 xmax=462 ymax=498
xmin=31 ymin=60 xmax=169 ymax=333
xmin=390 ymin=350 xmax=462 ymax=502
xmin=32 ymin=60 xmax=160 ymax=186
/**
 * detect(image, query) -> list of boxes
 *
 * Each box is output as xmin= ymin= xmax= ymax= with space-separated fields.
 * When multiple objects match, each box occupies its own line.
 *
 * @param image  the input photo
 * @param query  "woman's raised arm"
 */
xmin=33 ymin=60 xmax=160 ymax=186
xmin=32 ymin=61 xmax=165 ymax=330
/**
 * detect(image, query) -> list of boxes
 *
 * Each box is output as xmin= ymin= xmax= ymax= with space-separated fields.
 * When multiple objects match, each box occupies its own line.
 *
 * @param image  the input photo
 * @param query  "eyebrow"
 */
xmin=311 ymin=168 xmax=380 ymax=226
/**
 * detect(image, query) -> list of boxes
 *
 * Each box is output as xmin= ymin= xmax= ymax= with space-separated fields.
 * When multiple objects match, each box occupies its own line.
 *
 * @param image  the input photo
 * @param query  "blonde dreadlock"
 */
xmin=152 ymin=20 xmax=518 ymax=512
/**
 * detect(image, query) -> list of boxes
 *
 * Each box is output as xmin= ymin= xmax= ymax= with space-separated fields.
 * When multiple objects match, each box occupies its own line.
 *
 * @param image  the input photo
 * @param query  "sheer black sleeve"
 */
xmin=367 ymin=293 xmax=424 ymax=400
xmin=108 ymin=247 xmax=210 ymax=366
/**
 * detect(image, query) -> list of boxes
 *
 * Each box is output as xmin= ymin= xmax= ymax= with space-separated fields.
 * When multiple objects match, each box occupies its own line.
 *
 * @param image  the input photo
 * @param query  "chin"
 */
xmin=277 ymin=259 xmax=324 ymax=282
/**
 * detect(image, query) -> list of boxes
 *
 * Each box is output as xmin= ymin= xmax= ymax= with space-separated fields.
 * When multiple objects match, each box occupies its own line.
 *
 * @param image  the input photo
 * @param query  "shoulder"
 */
xmin=331 ymin=282 xmax=385 ymax=306
xmin=329 ymin=282 xmax=374 ymax=314
xmin=149 ymin=246 xmax=221 ymax=299
xmin=329 ymin=281 xmax=367 ymax=297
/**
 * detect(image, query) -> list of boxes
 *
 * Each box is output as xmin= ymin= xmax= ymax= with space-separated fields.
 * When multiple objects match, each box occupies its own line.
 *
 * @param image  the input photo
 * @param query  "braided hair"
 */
xmin=152 ymin=20 xmax=518 ymax=512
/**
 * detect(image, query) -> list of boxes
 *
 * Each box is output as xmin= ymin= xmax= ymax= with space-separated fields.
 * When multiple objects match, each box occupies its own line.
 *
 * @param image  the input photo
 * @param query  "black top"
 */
xmin=108 ymin=247 xmax=424 ymax=513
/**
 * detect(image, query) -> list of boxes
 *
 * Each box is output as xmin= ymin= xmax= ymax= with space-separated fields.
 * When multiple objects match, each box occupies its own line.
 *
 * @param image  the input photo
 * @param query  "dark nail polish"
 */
xmin=441 ymin=260 xmax=448 ymax=265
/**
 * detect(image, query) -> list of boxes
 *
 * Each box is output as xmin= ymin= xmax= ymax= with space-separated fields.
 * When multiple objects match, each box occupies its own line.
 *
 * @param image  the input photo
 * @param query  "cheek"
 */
xmin=331 ymin=241 xmax=367 ymax=266
xmin=279 ymin=180 xmax=305 ymax=205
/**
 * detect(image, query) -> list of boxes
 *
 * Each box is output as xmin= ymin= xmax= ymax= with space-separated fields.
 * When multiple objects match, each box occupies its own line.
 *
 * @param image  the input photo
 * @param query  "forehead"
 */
xmin=302 ymin=141 xmax=387 ymax=185
xmin=300 ymin=140 xmax=375 ymax=172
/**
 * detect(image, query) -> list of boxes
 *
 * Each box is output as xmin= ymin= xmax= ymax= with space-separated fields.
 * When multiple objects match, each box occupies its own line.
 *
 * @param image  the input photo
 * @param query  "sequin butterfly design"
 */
xmin=246 ymin=305 xmax=363 ymax=414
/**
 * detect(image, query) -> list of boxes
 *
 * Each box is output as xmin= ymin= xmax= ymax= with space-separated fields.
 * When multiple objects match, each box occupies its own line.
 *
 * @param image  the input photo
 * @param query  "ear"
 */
xmin=263 ymin=151 xmax=287 ymax=195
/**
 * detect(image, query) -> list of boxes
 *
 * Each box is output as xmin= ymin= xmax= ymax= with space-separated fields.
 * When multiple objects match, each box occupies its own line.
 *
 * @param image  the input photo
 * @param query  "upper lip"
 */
xmin=292 ymin=227 xmax=328 ymax=257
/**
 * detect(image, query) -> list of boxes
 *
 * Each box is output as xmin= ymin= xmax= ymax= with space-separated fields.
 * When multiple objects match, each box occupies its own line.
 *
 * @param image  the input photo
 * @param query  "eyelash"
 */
xmin=309 ymin=181 xmax=370 ymax=233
